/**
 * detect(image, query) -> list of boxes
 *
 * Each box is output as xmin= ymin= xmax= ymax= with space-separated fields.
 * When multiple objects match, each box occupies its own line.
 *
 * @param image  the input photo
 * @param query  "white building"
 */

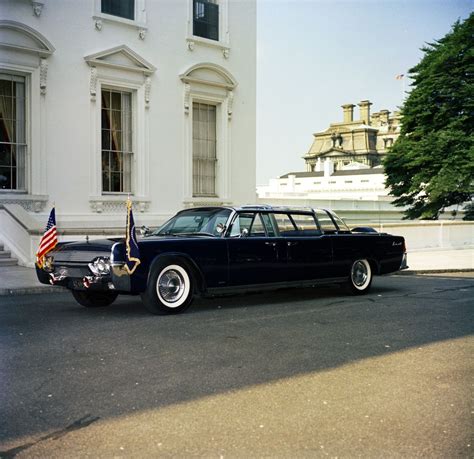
xmin=0 ymin=0 xmax=256 ymax=265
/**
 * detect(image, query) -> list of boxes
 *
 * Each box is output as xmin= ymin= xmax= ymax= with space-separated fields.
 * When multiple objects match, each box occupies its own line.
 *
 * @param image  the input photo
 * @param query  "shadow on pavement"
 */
xmin=0 ymin=275 xmax=473 ymax=446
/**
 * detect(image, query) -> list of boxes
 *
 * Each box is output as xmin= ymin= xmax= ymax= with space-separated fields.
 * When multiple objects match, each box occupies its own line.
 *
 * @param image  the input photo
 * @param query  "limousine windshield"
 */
xmin=154 ymin=208 xmax=232 ymax=236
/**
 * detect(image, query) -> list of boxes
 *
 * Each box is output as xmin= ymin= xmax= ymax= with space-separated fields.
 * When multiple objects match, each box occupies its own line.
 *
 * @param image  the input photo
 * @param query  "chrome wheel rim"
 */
xmin=352 ymin=260 xmax=368 ymax=287
xmin=158 ymin=269 xmax=185 ymax=303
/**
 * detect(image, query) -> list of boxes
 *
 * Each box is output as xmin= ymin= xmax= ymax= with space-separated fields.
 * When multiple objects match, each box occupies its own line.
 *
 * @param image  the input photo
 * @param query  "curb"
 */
xmin=398 ymin=269 xmax=474 ymax=275
xmin=0 ymin=286 xmax=67 ymax=297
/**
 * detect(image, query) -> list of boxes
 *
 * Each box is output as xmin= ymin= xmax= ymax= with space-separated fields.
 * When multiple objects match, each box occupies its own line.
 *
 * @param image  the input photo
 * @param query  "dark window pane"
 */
xmin=193 ymin=0 xmax=219 ymax=41
xmin=0 ymin=144 xmax=11 ymax=165
xmin=0 ymin=79 xmax=12 ymax=97
xmin=111 ymin=152 xmax=122 ymax=171
xmin=111 ymin=172 xmax=121 ymax=191
xmin=102 ymin=129 xmax=111 ymax=150
xmin=111 ymin=92 xmax=121 ymax=110
xmin=0 ymin=166 xmax=11 ymax=189
xmin=102 ymin=0 xmax=134 ymax=20
xmin=102 ymin=171 xmax=110 ymax=192
xmin=102 ymin=91 xmax=111 ymax=109
xmin=102 ymin=109 xmax=111 ymax=128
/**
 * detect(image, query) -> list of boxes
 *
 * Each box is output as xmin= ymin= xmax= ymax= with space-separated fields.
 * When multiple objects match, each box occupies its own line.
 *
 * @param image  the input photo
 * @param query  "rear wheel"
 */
xmin=140 ymin=261 xmax=194 ymax=315
xmin=71 ymin=290 xmax=118 ymax=307
xmin=348 ymin=258 xmax=372 ymax=294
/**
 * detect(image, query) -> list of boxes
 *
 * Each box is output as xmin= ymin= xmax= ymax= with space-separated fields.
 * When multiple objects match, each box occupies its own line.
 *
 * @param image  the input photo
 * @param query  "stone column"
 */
xmin=379 ymin=109 xmax=390 ymax=125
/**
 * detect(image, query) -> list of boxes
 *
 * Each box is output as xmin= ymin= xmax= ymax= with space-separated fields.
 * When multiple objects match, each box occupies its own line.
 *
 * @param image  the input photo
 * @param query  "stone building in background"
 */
xmin=303 ymin=100 xmax=401 ymax=172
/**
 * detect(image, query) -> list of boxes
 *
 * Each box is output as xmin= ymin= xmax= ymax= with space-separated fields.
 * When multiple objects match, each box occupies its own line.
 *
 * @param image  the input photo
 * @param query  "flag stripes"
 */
xmin=36 ymin=208 xmax=58 ymax=268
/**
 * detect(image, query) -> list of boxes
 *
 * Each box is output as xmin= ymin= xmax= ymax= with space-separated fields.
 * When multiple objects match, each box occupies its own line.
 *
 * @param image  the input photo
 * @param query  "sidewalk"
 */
xmin=0 ymin=247 xmax=473 ymax=296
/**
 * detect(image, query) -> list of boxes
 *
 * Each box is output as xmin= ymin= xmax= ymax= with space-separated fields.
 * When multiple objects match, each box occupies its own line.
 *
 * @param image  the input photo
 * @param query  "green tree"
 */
xmin=384 ymin=13 xmax=474 ymax=220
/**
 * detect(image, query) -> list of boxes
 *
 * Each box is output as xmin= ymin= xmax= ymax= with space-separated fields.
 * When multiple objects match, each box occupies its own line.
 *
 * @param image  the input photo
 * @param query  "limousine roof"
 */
xmin=183 ymin=205 xmax=327 ymax=214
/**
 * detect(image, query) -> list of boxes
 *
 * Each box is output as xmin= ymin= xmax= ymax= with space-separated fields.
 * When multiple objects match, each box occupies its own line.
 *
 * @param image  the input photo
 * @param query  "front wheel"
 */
xmin=140 ymin=262 xmax=194 ymax=315
xmin=348 ymin=259 xmax=372 ymax=294
xmin=71 ymin=290 xmax=118 ymax=307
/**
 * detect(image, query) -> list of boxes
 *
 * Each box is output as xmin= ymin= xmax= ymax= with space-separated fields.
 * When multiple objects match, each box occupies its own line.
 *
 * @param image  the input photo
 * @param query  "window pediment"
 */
xmin=180 ymin=63 xmax=237 ymax=90
xmin=84 ymin=45 xmax=156 ymax=76
xmin=0 ymin=20 xmax=55 ymax=57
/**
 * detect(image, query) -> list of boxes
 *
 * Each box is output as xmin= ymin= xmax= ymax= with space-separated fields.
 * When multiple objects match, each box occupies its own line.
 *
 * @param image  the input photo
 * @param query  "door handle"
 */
xmin=265 ymin=241 xmax=277 ymax=247
xmin=287 ymin=241 xmax=298 ymax=246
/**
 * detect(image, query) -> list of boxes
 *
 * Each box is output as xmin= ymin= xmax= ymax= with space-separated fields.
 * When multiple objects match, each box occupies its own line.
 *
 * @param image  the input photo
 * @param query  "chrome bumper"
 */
xmin=400 ymin=253 xmax=409 ymax=270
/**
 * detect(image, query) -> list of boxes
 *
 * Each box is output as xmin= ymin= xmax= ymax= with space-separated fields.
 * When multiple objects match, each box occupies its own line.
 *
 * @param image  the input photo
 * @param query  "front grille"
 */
xmin=53 ymin=250 xmax=109 ymax=263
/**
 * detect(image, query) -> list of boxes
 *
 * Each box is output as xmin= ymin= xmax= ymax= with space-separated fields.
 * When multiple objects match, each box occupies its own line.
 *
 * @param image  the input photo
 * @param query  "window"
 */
xmin=314 ymin=209 xmax=338 ymax=233
xmin=290 ymin=214 xmax=319 ymax=231
xmin=273 ymin=213 xmax=297 ymax=235
xmin=230 ymin=212 xmax=254 ymax=237
xmin=193 ymin=0 xmax=219 ymax=41
xmin=193 ymin=102 xmax=217 ymax=197
xmin=261 ymin=213 xmax=277 ymax=237
xmin=101 ymin=89 xmax=132 ymax=193
xmin=101 ymin=0 xmax=135 ymax=20
xmin=0 ymin=74 xmax=26 ymax=191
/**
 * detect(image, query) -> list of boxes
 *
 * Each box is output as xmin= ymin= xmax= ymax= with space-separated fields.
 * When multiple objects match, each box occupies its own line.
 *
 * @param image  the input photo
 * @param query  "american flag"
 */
xmin=125 ymin=199 xmax=141 ymax=274
xmin=36 ymin=207 xmax=58 ymax=268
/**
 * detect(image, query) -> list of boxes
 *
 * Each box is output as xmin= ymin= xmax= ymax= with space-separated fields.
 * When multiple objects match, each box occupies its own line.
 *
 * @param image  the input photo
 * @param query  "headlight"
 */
xmin=88 ymin=257 xmax=111 ymax=276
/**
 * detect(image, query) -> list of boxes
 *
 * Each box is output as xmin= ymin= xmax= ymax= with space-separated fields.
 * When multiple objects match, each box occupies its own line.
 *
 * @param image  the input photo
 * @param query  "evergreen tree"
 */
xmin=384 ymin=13 xmax=474 ymax=220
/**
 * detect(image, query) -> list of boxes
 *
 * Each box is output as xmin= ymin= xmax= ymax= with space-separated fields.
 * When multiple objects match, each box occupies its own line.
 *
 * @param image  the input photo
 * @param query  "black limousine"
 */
xmin=37 ymin=205 xmax=408 ymax=314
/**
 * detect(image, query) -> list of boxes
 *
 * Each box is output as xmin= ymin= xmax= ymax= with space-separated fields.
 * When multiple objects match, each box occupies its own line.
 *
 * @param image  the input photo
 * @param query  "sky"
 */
xmin=256 ymin=0 xmax=472 ymax=185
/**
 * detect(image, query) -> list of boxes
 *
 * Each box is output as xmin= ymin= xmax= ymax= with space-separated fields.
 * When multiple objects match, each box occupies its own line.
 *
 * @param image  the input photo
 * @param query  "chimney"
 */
xmin=358 ymin=100 xmax=372 ymax=125
xmin=342 ymin=104 xmax=355 ymax=123
xmin=379 ymin=109 xmax=390 ymax=125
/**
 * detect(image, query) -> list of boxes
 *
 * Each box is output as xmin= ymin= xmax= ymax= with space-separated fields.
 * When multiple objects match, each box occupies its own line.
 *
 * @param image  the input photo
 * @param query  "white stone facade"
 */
xmin=0 ymin=0 xmax=256 ymax=230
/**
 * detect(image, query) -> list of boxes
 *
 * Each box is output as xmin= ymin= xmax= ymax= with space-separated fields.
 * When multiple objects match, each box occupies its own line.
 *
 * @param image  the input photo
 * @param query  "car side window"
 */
xmin=289 ymin=213 xmax=321 ymax=236
xmin=314 ymin=209 xmax=338 ymax=233
xmin=273 ymin=213 xmax=298 ymax=237
xmin=229 ymin=212 xmax=255 ymax=237
xmin=261 ymin=213 xmax=277 ymax=237
xmin=249 ymin=214 xmax=266 ymax=237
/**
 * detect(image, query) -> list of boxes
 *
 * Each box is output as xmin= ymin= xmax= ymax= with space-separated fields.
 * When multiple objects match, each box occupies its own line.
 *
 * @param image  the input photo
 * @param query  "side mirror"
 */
xmin=216 ymin=223 xmax=226 ymax=234
xmin=140 ymin=225 xmax=151 ymax=237
xmin=241 ymin=228 xmax=249 ymax=238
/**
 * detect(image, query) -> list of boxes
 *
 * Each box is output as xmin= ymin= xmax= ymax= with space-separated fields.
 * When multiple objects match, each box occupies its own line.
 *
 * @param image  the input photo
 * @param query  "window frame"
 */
xmin=186 ymin=0 xmax=229 ymax=55
xmin=192 ymin=101 xmax=218 ymax=198
xmin=0 ymin=72 xmax=28 ymax=192
xmin=100 ymin=87 xmax=134 ymax=195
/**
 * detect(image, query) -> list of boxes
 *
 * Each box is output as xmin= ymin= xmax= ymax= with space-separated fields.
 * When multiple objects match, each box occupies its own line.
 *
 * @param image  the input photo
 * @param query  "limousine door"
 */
xmin=278 ymin=213 xmax=334 ymax=281
xmin=226 ymin=212 xmax=286 ymax=286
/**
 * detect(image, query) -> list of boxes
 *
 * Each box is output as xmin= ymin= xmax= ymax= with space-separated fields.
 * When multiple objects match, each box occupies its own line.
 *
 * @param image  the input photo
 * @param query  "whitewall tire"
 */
xmin=141 ymin=261 xmax=194 ymax=315
xmin=348 ymin=259 xmax=373 ymax=294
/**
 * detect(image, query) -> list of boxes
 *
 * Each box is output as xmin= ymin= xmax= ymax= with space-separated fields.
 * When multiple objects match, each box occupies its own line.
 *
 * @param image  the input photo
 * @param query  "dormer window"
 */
xmin=101 ymin=0 xmax=135 ymax=20
xmin=193 ymin=0 xmax=219 ymax=41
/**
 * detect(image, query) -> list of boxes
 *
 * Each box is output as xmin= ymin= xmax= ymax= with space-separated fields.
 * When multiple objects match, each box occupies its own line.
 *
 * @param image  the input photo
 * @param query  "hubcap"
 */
xmin=158 ymin=269 xmax=185 ymax=303
xmin=352 ymin=260 xmax=368 ymax=287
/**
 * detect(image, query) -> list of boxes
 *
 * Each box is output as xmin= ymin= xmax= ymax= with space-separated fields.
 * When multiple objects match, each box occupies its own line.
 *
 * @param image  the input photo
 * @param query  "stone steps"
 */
xmin=0 ymin=245 xmax=18 ymax=266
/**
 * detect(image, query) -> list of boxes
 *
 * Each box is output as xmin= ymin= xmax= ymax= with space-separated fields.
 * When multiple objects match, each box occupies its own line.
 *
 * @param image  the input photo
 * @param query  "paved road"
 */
xmin=1 ymin=275 xmax=473 ymax=458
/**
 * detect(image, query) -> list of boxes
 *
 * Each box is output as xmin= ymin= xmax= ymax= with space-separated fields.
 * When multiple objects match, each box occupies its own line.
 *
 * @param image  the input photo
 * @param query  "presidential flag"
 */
xmin=125 ymin=198 xmax=141 ymax=274
xmin=395 ymin=74 xmax=405 ymax=80
xmin=36 ymin=207 xmax=58 ymax=268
